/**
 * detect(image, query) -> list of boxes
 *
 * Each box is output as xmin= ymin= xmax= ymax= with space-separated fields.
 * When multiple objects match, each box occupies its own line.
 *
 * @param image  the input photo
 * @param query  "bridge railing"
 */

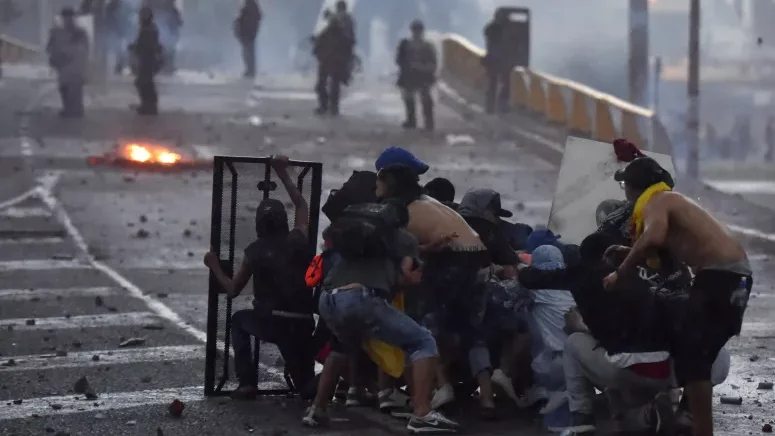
xmin=439 ymin=34 xmax=673 ymax=156
xmin=0 ymin=34 xmax=41 ymax=65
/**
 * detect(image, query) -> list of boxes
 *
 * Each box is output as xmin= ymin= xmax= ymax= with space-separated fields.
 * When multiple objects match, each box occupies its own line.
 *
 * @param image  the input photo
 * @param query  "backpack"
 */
xmin=328 ymin=203 xmax=401 ymax=260
xmin=322 ymin=171 xmax=378 ymax=223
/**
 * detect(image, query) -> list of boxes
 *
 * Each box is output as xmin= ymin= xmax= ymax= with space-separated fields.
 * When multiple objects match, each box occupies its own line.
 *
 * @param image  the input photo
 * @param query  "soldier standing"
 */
xmin=46 ymin=7 xmax=90 ymax=118
xmin=313 ymin=0 xmax=354 ymax=116
xmin=129 ymin=6 xmax=163 ymax=115
xmin=395 ymin=20 xmax=437 ymax=130
xmin=234 ymin=0 xmax=262 ymax=78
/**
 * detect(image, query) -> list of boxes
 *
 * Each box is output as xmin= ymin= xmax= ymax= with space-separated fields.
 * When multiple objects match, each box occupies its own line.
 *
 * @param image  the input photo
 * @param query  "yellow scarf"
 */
xmin=630 ymin=182 xmax=672 ymax=269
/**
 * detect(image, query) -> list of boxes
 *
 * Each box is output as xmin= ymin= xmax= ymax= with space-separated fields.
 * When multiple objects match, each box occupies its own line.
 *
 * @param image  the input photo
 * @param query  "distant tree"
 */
xmin=0 ymin=0 xmax=21 ymax=26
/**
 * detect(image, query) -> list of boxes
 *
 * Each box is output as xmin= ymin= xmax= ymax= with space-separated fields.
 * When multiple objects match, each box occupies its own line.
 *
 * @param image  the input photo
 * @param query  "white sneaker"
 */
xmin=539 ymin=390 xmax=568 ymax=415
xmin=491 ymin=369 xmax=519 ymax=403
xmin=516 ymin=385 xmax=548 ymax=409
xmin=378 ymin=388 xmax=409 ymax=411
xmin=430 ymin=384 xmax=455 ymax=410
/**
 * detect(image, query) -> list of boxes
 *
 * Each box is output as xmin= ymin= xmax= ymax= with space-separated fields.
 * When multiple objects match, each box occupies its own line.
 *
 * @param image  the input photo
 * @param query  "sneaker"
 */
xmin=539 ymin=390 xmax=569 ymax=415
xmin=491 ymin=369 xmax=519 ymax=403
xmin=430 ymin=384 xmax=455 ymax=410
xmin=345 ymin=387 xmax=365 ymax=407
xmin=650 ymin=392 xmax=677 ymax=435
xmin=553 ymin=412 xmax=596 ymax=434
xmin=379 ymin=388 xmax=409 ymax=412
xmin=516 ymin=385 xmax=548 ymax=409
xmin=301 ymin=406 xmax=330 ymax=427
xmin=407 ymin=410 xmax=460 ymax=434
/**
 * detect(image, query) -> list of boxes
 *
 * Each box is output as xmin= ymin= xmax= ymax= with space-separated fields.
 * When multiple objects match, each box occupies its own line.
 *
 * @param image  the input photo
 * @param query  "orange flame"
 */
xmin=124 ymin=143 xmax=182 ymax=165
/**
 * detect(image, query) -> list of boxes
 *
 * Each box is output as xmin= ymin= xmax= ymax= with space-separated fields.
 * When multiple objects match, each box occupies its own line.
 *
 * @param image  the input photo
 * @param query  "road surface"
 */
xmin=0 ymin=68 xmax=774 ymax=435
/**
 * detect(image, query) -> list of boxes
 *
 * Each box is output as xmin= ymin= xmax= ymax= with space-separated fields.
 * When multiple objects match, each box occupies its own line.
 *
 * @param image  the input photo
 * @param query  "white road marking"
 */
xmin=0 ymin=237 xmax=65 ymax=245
xmin=0 ymin=206 xmax=52 ymax=218
xmin=0 ymin=259 xmax=89 ymax=271
xmin=0 ymin=311 xmax=162 ymax=331
xmin=0 ymin=382 xmax=286 ymax=420
xmin=33 ymin=175 xmax=285 ymax=379
xmin=0 ymin=188 xmax=38 ymax=211
xmin=727 ymin=224 xmax=775 ymax=243
xmin=0 ymin=345 xmax=206 ymax=372
xmin=742 ymin=321 xmax=775 ymax=337
xmin=115 ymin=260 xmax=207 ymax=271
xmin=249 ymin=89 xmax=317 ymax=102
xmin=0 ymin=286 xmax=116 ymax=302
xmin=706 ymin=180 xmax=775 ymax=195
xmin=20 ymin=138 xmax=33 ymax=157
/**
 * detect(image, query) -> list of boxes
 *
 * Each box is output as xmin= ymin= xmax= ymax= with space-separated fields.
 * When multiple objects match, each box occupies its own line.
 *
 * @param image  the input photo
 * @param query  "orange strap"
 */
xmin=305 ymin=254 xmax=324 ymax=288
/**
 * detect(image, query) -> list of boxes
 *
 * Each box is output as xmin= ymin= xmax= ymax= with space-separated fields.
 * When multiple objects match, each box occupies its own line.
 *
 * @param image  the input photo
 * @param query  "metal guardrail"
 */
xmin=440 ymin=34 xmax=674 ymax=156
xmin=0 ymin=33 xmax=41 ymax=64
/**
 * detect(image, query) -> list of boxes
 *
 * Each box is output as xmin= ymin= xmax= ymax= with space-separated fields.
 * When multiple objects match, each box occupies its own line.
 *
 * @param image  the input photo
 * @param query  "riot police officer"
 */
xmin=129 ymin=6 xmax=163 ymax=115
xmin=483 ymin=9 xmax=514 ymax=114
xmin=396 ymin=20 xmax=437 ymax=130
xmin=313 ymin=0 xmax=354 ymax=116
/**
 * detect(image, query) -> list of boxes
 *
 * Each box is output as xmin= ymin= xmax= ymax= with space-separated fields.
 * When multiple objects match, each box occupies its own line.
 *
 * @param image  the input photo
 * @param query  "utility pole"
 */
xmin=686 ymin=0 xmax=701 ymax=179
xmin=628 ymin=0 xmax=649 ymax=107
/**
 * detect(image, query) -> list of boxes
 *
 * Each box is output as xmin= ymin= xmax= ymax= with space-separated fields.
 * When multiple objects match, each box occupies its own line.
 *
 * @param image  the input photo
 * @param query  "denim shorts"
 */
xmin=318 ymin=286 xmax=438 ymax=362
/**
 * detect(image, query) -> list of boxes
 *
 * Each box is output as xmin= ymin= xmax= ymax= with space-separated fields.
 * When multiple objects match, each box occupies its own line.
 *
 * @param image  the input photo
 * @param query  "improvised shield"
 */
xmin=205 ymin=156 xmax=323 ymax=397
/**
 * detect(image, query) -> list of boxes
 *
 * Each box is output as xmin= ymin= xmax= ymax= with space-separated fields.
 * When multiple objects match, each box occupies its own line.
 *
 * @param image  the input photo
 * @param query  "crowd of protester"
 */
xmin=204 ymin=140 xmax=751 ymax=436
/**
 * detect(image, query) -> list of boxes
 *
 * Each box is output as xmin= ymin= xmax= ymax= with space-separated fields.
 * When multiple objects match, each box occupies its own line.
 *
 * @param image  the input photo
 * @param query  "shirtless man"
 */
xmin=376 ymin=164 xmax=498 ymax=419
xmin=602 ymin=157 xmax=752 ymax=436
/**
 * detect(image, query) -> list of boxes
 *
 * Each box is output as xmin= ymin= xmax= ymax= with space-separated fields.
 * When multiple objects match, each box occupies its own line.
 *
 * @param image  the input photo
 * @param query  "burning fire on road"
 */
xmin=88 ymin=141 xmax=211 ymax=171
xmin=124 ymin=143 xmax=182 ymax=165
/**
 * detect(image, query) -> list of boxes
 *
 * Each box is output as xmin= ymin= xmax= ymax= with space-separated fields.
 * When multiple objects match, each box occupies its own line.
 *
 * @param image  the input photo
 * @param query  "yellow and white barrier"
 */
xmin=440 ymin=34 xmax=673 ymax=156
xmin=0 ymin=34 xmax=41 ymax=64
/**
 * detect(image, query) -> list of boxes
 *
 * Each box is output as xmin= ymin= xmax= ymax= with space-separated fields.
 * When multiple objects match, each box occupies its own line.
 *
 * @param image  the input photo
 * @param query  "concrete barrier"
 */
xmin=0 ymin=34 xmax=41 ymax=64
xmin=440 ymin=34 xmax=673 ymax=156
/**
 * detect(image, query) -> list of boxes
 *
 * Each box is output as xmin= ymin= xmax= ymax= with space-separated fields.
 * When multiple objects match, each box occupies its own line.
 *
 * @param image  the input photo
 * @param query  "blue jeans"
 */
xmin=318 ymin=287 xmax=438 ymax=362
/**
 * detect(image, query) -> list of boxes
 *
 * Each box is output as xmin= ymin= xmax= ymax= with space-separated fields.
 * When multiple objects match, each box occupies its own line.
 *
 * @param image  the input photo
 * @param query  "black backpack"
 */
xmin=329 ymin=203 xmax=401 ymax=260
xmin=321 ymin=171 xmax=378 ymax=223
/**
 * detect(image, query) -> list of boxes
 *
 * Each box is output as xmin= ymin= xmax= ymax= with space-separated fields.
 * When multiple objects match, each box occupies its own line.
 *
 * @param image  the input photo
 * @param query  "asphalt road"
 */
xmin=1 ymin=70 xmax=775 ymax=435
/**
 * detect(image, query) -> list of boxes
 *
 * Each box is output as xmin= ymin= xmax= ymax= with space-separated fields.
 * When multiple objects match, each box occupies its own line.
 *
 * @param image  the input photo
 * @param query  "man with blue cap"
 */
xmin=375 ymin=146 xmax=429 ymax=175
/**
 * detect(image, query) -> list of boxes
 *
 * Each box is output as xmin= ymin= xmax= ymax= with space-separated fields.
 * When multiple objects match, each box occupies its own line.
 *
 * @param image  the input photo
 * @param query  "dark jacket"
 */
xmin=518 ymin=261 xmax=689 ymax=356
xmin=483 ymin=19 xmax=514 ymax=70
xmin=131 ymin=22 xmax=163 ymax=76
xmin=395 ymin=38 xmax=437 ymax=89
xmin=235 ymin=0 xmax=261 ymax=41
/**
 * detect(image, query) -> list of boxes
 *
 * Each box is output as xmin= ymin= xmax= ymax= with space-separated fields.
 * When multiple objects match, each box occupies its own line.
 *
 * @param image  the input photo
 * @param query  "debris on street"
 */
xmin=119 ymin=337 xmax=147 ymax=348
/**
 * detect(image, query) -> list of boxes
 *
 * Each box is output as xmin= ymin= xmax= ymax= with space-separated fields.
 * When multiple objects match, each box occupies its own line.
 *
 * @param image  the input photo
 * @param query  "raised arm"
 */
xmin=271 ymin=155 xmax=309 ymax=237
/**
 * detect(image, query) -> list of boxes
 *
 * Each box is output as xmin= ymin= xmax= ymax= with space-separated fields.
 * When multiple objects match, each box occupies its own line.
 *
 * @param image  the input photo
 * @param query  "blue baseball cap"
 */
xmin=524 ymin=228 xmax=562 ymax=254
xmin=375 ymin=147 xmax=429 ymax=175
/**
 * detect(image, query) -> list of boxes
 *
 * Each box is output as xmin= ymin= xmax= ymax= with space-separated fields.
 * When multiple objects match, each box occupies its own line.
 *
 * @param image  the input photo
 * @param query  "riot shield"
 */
xmin=204 ymin=156 xmax=323 ymax=397
xmin=496 ymin=6 xmax=530 ymax=68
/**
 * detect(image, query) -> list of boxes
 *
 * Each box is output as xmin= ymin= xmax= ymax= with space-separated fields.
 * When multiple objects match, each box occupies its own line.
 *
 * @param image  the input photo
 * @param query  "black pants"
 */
xmin=315 ymin=63 xmax=344 ymax=115
xmin=241 ymin=38 xmax=257 ymax=77
xmin=401 ymin=86 xmax=434 ymax=130
xmin=486 ymin=68 xmax=511 ymax=114
xmin=58 ymin=83 xmax=85 ymax=117
xmin=231 ymin=309 xmax=316 ymax=390
xmin=134 ymin=72 xmax=158 ymax=114
xmin=671 ymin=270 xmax=752 ymax=385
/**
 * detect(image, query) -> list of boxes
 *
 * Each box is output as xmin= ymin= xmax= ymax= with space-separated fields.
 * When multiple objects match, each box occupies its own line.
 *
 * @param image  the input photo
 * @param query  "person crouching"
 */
xmin=304 ymin=200 xmax=460 ymax=434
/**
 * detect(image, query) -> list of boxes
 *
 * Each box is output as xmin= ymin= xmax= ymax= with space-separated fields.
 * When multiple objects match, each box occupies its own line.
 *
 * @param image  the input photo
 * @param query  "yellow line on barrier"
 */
xmin=440 ymin=33 xmax=673 ymax=156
